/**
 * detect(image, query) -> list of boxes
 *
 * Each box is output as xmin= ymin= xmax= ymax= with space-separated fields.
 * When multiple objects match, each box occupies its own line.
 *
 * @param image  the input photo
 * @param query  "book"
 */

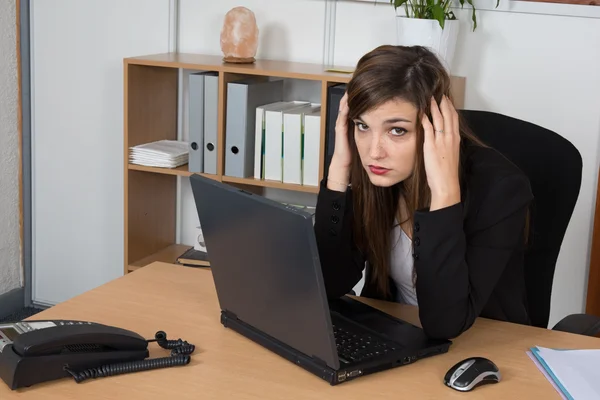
xmin=176 ymin=247 xmax=210 ymax=268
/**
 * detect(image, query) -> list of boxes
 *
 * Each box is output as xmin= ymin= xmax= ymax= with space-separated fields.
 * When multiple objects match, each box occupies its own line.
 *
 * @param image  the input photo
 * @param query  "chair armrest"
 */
xmin=551 ymin=313 xmax=600 ymax=336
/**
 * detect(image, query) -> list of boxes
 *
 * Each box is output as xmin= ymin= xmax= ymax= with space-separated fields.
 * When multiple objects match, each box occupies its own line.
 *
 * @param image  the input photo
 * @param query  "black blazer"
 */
xmin=314 ymin=144 xmax=534 ymax=340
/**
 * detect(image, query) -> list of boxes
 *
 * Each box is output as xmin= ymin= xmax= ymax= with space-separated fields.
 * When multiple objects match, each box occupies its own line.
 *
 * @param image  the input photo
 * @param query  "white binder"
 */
xmin=283 ymin=104 xmax=320 ymax=185
xmin=203 ymin=73 xmax=219 ymax=174
xmin=254 ymin=101 xmax=294 ymax=180
xmin=264 ymin=101 xmax=309 ymax=182
xmin=225 ymin=78 xmax=284 ymax=178
xmin=188 ymin=72 xmax=210 ymax=173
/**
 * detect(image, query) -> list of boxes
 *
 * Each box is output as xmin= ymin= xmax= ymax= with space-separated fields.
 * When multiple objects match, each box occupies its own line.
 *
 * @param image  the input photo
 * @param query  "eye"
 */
xmin=390 ymin=127 xmax=407 ymax=136
xmin=354 ymin=121 xmax=368 ymax=132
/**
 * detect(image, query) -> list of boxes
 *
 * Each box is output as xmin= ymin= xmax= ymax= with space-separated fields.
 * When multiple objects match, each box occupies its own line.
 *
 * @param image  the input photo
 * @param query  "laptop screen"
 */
xmin=190 ymin=174 xmax=340 ymax=370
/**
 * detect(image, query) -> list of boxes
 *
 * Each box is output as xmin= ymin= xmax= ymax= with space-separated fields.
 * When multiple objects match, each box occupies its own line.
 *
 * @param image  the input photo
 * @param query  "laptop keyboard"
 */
xmin=332 ymin=321 xmax=399 ymax=363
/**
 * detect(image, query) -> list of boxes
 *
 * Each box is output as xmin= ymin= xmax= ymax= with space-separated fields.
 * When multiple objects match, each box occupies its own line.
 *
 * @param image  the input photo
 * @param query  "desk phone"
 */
xmin=0 ymin=320 xmax=195 ymax=390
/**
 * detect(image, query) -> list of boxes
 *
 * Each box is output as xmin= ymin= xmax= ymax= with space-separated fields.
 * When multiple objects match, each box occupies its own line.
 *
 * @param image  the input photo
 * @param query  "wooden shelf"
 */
xmin=127 ymin=163 xmax=218 ymax=181
xmin=128 ymin=163 xmax=192 ymax=176
xmin=124 ymin=53 xmax=354 ymax=83
xmin=222 ymin=176 xmax=319 ymax=194
xmin=128 ymin=244 xmax=192 ymax=272
xmin=127 ymin=163 xmax=320 ymax=193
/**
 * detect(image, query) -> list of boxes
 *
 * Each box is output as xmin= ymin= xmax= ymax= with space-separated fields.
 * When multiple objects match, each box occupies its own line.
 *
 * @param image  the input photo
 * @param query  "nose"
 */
xmin=369 ymin=132 xmax=386 ymax=160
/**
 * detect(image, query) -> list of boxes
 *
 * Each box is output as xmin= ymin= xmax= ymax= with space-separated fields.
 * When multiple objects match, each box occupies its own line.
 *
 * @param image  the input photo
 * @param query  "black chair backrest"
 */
xmin=459 ymin=110 xmax=583 ymax=329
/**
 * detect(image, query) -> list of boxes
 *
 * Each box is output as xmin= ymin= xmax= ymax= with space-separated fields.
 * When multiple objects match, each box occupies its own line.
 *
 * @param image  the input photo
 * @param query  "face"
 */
xmin=352 ymin=98 xmax=418 ymax=187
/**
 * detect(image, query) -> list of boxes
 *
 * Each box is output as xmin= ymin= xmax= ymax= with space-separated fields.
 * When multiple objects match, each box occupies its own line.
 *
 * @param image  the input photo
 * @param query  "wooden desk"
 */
xmin=2 ymin=262 xmax=600 ymax=399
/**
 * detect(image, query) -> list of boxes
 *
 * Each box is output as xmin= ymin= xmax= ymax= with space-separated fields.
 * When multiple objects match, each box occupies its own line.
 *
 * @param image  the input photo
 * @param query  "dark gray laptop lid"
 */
xmin=190 ymin=174 xmax=340 ymax=370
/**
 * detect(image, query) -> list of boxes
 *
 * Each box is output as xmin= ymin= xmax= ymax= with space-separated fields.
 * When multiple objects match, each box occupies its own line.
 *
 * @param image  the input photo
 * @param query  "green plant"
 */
xmin=389 ymin=0 xmax=493 ymax=31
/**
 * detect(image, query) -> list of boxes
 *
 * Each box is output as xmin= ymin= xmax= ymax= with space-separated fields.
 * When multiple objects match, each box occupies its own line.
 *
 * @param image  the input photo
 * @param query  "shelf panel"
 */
xmin=127 ymin=164 xmax=319 ymax=193
xmin=128 ymin=244 xmax=192 ymax=272
xmin=124 ymin=53 xmax=354 ymax=83
xmin=127 ymin=163 xmax=218 ymax=180
xmin=128 ymin=163 xmax=191 ymax=176
xmin=222 ymin=176 xmax=319 ymax=194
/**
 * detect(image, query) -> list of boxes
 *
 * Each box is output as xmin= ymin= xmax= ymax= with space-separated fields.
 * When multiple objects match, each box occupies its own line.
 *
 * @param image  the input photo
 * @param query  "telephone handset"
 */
xmin=0 ymin=319 xmax=195 ymax=390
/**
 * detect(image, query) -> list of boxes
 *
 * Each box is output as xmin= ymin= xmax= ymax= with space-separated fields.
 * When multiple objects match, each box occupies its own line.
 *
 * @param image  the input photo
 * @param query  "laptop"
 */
xmin=189 ymin=174 xmax=451 ymax=385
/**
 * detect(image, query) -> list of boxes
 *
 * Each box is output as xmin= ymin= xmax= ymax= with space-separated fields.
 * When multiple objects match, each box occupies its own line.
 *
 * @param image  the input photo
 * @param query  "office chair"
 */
xmin=460 ymin=110 xmax=600 ymax=336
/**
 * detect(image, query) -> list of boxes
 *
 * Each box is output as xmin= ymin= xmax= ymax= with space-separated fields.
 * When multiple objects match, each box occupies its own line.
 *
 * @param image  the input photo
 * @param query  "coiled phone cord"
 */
xmin=64 ymin=331 xmax=195 ymax=383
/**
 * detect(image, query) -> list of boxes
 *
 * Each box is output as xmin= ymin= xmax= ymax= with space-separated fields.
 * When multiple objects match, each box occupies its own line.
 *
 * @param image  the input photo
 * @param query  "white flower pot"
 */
xmin=396 ymin=17 xmax=460 ymax=72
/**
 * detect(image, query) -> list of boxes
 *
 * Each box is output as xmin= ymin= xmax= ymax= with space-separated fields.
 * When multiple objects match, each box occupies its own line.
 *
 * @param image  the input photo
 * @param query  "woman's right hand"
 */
xmin=331 ymin=92 xmax=352 ymax=168
xmin=327 ymin=92 xmax=352 ymax=192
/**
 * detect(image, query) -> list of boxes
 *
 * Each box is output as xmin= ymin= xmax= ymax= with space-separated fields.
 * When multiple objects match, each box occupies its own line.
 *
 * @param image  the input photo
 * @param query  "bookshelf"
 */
xmin=123 ymin=52 xmax=466 ymax=274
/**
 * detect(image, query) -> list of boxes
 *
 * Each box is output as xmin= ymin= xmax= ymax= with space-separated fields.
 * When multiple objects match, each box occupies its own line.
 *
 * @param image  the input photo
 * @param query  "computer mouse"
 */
xmin=444 ymin=357 xmax=501 ymax=392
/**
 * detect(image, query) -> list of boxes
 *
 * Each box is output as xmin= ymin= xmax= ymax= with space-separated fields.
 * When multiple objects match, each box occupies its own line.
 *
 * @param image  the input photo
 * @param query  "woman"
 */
xmin=314 ymin=45 xmax=533 ymax=340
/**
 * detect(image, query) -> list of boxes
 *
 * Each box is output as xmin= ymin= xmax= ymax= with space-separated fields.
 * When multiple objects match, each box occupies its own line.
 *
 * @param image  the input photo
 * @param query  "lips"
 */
xmin=368 ymin=165 xmax=390 ymax=175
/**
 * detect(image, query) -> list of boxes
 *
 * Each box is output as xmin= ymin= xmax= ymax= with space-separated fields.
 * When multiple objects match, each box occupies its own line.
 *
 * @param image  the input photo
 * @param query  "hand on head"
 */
xmin=422 ymin=95 xmax=461 ymax=211
xmin=333 ymin=92 xmax=352 ymax=168
xmin=327 ymin=46 xmax=465 ymax=201
xmin=327 ymin=92 xmax=352 ymax=191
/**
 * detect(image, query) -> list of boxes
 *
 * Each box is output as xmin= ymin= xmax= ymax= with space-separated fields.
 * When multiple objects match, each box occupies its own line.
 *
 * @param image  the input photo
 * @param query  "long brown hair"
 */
xmin=346 ymin=45 xmax=485 ymax=297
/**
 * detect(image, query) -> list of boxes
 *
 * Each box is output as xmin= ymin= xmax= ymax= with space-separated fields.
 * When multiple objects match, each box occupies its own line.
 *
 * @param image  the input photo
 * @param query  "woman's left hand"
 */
xmin=422 ymin=95 xmax=461 ymax=211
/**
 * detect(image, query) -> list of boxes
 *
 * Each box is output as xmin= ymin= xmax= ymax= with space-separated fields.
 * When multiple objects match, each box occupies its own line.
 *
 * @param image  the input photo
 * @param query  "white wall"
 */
xmin=0 ymin=0 xmax=22 ymax=295
xmin=30 ymin=0 xmax=173 ymax=304
xmin=179 ymin=0 xmax=326 ymax=63
xmin=334 ymin=0 xmax=600 ymax=327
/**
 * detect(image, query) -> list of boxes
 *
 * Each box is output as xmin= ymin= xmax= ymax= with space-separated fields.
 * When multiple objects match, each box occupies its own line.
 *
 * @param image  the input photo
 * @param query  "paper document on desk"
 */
xmin=529 ymin=346 xmax=600 ymax=400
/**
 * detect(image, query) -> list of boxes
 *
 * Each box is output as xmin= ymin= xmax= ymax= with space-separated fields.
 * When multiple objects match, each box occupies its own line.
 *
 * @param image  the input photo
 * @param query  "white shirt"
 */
xmin=389 ymin=223 xmax=418 ymax=306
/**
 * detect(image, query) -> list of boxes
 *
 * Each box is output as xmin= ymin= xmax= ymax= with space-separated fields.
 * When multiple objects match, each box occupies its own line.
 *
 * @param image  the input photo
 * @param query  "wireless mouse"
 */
xmin=444 ymin=357 xmax=501 ymax=392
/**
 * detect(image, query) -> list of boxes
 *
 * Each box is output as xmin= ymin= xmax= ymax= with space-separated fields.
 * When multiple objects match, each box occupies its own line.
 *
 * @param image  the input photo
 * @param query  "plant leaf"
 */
xmin=431 ymin=3 xmax=446 ymax=29
xmin=464 ymin=0 xmax=478 ymax=31
xmin=393 ymin=0 xmax=410 ymax=9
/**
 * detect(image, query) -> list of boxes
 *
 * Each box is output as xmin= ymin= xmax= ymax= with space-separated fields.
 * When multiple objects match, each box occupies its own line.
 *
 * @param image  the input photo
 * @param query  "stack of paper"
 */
xmin=129 ymin=140 xmax=189 ymax=168
xmin=528 ymin=346 xmax=600 ymax=399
